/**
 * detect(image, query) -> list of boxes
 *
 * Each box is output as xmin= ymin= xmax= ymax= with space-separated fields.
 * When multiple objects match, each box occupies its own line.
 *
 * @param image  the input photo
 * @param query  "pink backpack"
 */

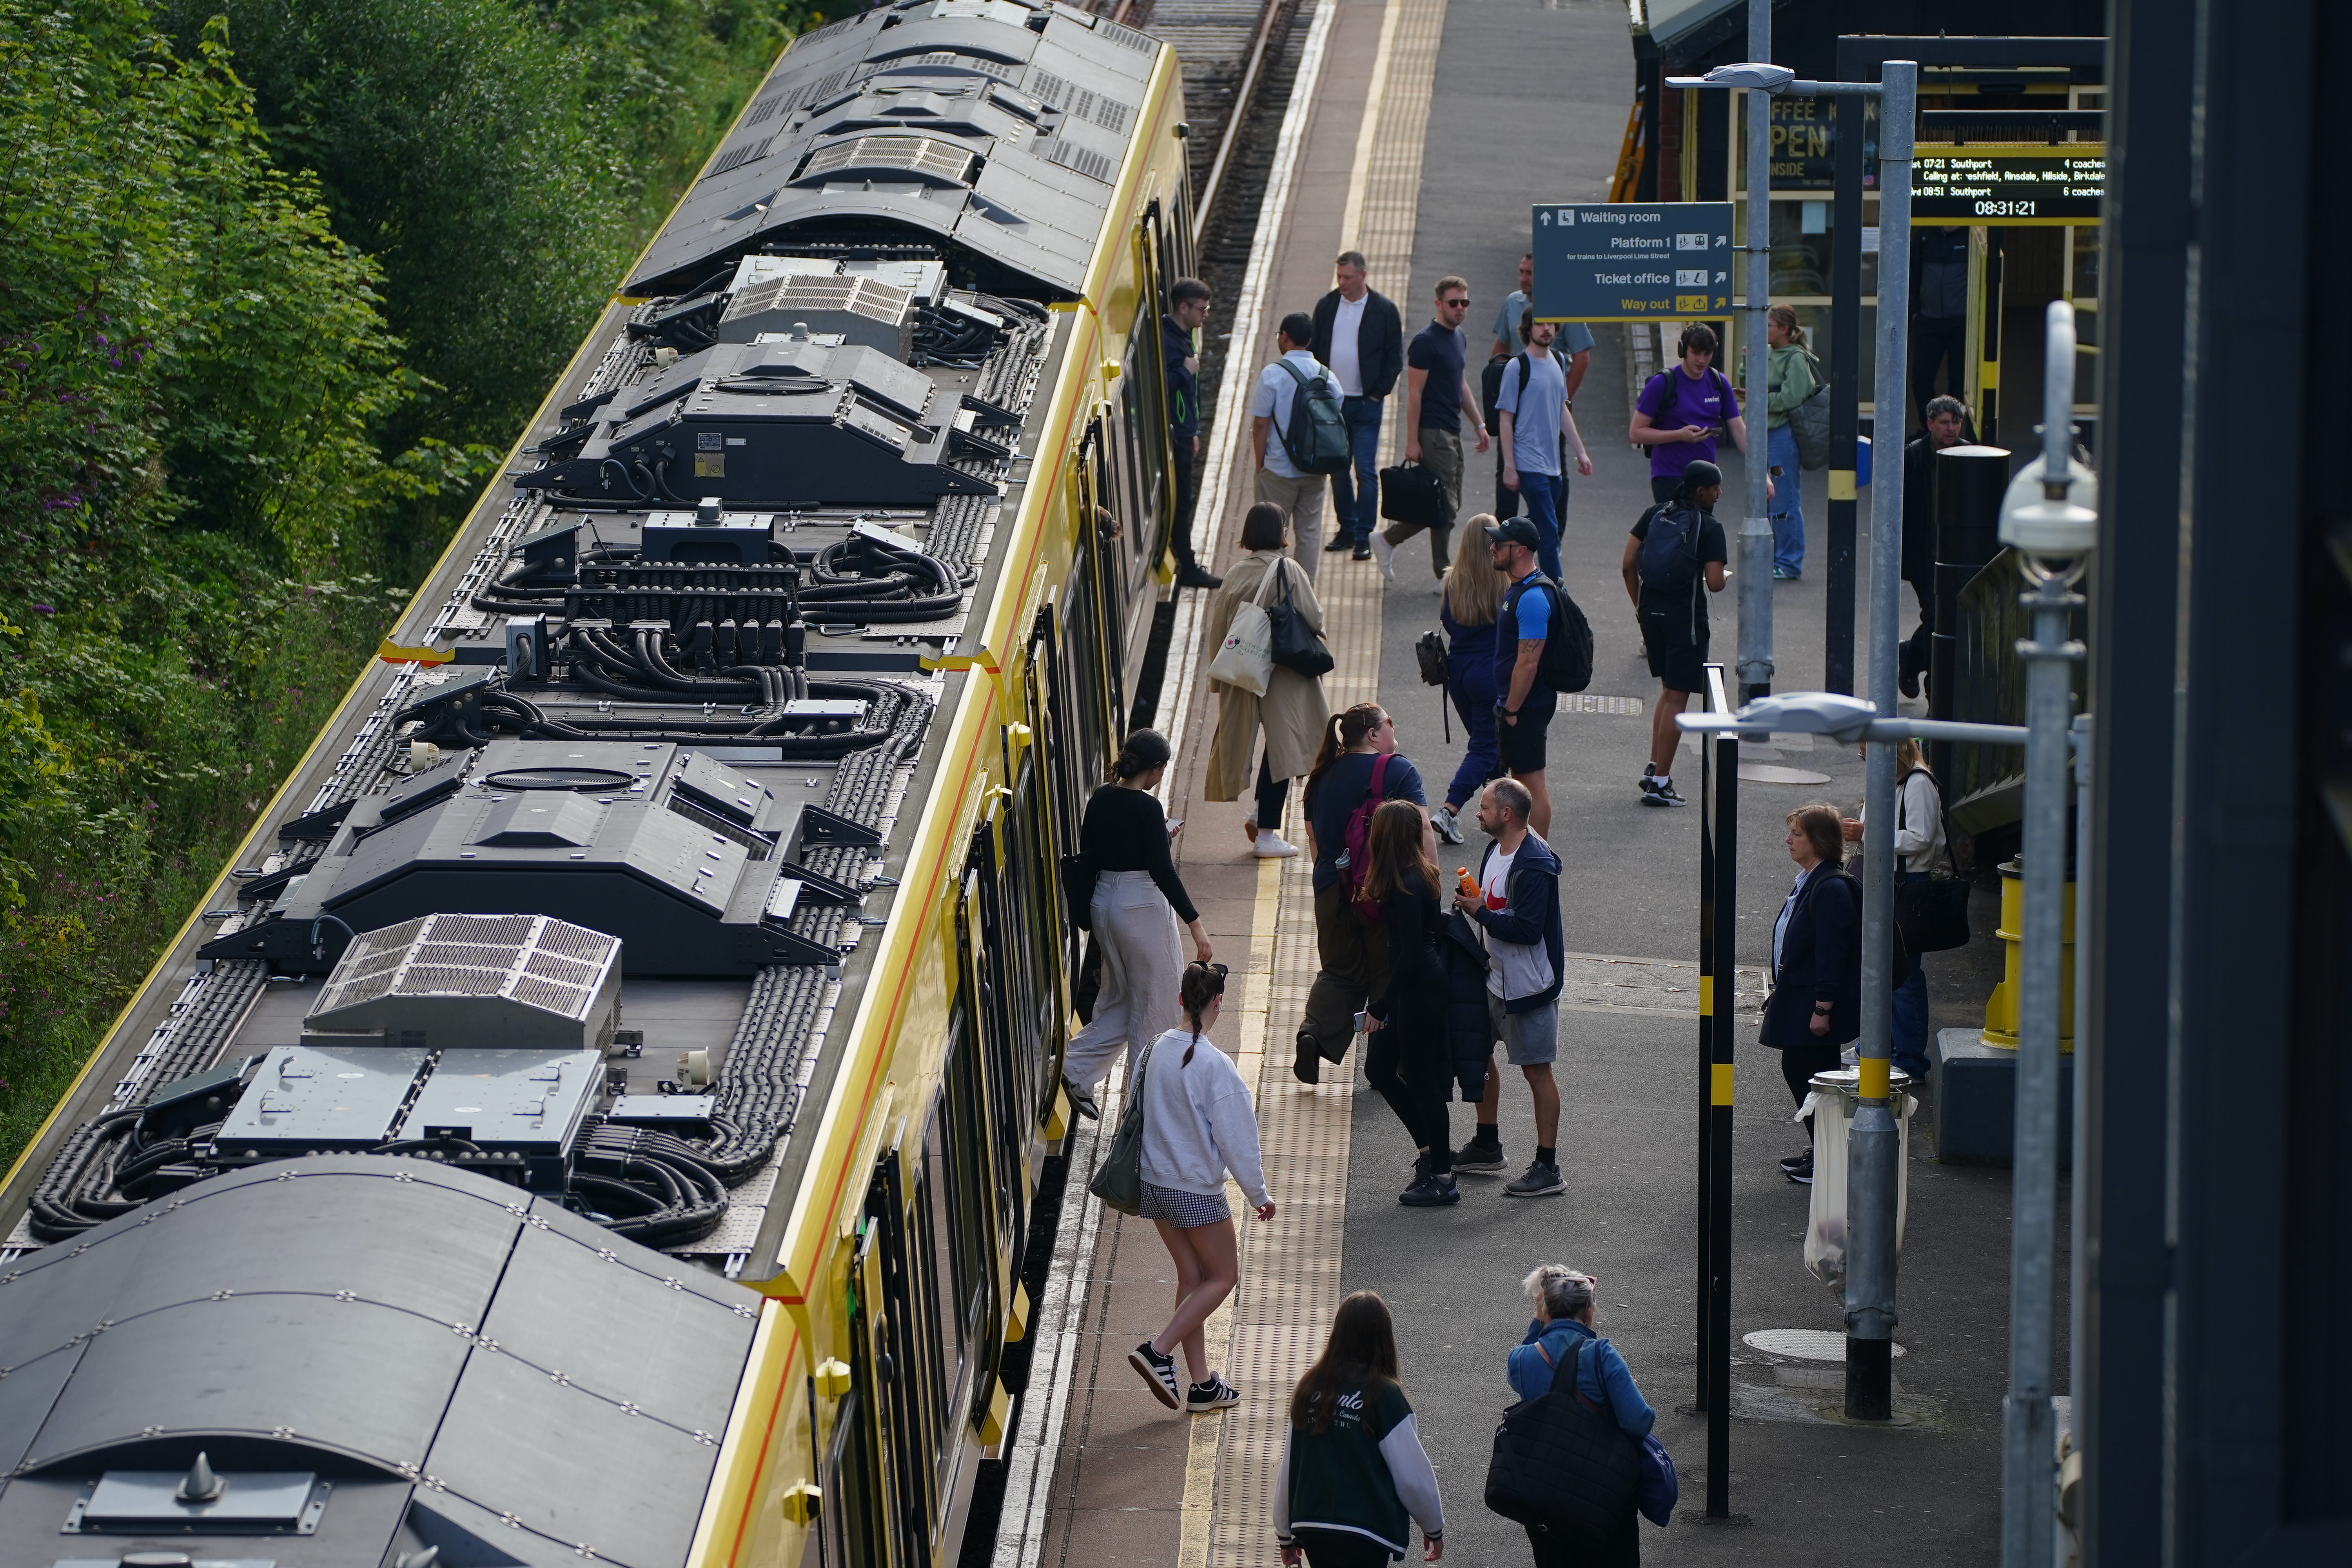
xmin=1339 ymin=753 xmax=1393 ymax=923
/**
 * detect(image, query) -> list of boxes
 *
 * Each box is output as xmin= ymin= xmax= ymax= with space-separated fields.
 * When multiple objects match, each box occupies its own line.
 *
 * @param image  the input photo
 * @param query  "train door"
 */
xmin=1067 ymin=438 xmax=1125 ymax=746
xmin=1027 ymin=609 xmax=1084 ymax=1006
xmin=828 ymin=1216 xmax=898 ymax=1568
xmin=1126 ymin=205 xmax=1176 ymax=577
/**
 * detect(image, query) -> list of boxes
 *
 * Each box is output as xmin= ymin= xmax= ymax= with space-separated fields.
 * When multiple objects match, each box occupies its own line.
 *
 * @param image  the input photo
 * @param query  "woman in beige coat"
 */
xmin=1205 ymin=503 xmax=1331 ymax=858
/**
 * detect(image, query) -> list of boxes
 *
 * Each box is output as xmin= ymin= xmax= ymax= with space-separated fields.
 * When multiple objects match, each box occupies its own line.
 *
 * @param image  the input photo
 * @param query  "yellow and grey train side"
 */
xmin=0 ymin=4 xmax=1194 ymax=1566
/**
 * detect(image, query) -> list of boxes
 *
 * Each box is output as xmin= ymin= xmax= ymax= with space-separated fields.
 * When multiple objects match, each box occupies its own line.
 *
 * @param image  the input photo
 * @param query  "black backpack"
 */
xmin=1635 ymin=501 xmax=1703 ymax=595
xmin=1507 ymin=574 xmax=1595 ymax=695
xmin=1644 ymin=364 xmax=1732 ymax=440
xmin=1276 ymin=360 xmax=1351 ymax=475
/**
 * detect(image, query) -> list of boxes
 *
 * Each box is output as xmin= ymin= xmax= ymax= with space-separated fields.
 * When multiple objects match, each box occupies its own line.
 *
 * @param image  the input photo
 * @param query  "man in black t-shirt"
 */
xmin=1620 ymin=459 xmax=1729 ymax=807
xmin=1377 ymin=276 xmax=1489 ymax=584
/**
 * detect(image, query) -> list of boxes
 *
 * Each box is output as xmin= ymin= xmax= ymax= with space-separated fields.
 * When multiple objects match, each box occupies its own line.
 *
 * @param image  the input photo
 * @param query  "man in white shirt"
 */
xmin=1310 ymin=252 xmax=1403 ymax=559
xmin=1250 ymin=312 xmax=1341 ymax=570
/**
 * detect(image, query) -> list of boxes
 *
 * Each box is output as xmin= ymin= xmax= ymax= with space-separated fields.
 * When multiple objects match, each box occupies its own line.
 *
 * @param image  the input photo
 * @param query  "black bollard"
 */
xmin=1927 ymin=445 xmax=2010 ymax=782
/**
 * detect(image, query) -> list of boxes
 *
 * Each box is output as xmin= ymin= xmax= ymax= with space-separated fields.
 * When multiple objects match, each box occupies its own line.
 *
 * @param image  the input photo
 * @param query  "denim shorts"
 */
xmin=1487 ymin=991 xmax=1560 ymax=1065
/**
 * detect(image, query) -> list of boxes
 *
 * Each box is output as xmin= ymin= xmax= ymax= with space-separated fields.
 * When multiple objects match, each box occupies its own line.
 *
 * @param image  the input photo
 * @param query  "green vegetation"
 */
xmin=0 ymin=0 xmax=806 ymax=1171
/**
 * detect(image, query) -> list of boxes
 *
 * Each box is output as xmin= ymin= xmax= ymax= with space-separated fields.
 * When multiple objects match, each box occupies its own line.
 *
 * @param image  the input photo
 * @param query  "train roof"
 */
xmin=628 ymin=0 xmax=1167 ymax=299
xmin=0 ymin=1158 xmax=758 ymax=1566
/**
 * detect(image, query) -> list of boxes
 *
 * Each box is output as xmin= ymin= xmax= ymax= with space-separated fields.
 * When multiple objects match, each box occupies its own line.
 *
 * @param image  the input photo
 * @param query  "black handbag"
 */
xmin=1266 ymin=563 xmax=1334 ymax=678
xmin=1485 ymin=1336 xmax=1642 ymax=1541
xmin=1379 ymin=460 xmax=1446 ymax=530
xmin=1892 ymin=772 xmax=1972 ymax=954
xmin=1059 ymin=849 xmax=1097 ymax=932
xmin=1415 ymin=631 xmax=1451 ymax=743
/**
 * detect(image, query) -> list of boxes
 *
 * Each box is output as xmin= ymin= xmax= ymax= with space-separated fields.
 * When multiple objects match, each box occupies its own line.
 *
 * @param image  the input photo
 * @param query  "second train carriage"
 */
xmin=0 ymin=3 xmax=1199 ymax=1565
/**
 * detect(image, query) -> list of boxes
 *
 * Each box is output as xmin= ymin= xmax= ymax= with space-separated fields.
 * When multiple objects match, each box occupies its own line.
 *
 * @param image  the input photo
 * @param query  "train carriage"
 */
xmin=0 ymin=4 xmax=1195 ymax=1565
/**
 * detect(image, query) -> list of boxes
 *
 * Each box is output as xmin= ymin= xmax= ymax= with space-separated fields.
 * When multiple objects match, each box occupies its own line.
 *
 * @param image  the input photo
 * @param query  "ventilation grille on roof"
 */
xmin=891 ymin=49 xmax=1017 ymax=80
xmin=800 ymin=134 xmax=974 ymax=185
xmin=1042 ymin=137 xmax=1116 ymax=183
xmin=1022 ymin=69 xmax=1133 ymax=134
xmin=725 ymin=274 xmax=915 ymax=328
xmin=708 ymin=137 xmax=777 ymax=180
xmin=309 ymin=913 xmax=621 ymax=1025
xmin=1096 ymin=18 xmax=1157 ymax=52
xmin=744 ymin=88 xmax=793 ymax=127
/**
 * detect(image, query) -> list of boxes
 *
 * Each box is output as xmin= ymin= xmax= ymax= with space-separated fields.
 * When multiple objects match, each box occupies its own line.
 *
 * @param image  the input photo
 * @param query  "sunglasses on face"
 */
xmin=1441 ymin=297 xmax=1469 ymax=309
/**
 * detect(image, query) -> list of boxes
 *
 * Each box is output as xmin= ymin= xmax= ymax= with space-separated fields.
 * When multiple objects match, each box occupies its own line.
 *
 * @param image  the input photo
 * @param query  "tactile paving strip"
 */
xmin=1190 ymin=1 xmax=1446 ymax=1559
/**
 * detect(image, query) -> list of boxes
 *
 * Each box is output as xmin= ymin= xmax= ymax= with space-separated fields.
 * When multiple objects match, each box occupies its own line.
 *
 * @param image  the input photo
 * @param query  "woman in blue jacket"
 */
xmin=1506 ymin=1265 xmax=1655 ymax=1567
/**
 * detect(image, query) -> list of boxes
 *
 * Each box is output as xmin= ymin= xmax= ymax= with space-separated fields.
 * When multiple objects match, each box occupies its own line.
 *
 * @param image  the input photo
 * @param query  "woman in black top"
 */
xmin=1360 ymin=799 xmax=1457 ymax=1208
xmin=1061 ymin=730 xmax=1214 ymax=1120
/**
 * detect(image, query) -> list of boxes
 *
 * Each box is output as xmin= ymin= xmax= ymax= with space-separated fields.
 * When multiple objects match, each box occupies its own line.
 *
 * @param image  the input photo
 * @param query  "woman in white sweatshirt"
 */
xmin=1127 ymin=961 xmax=1278 ymax=1414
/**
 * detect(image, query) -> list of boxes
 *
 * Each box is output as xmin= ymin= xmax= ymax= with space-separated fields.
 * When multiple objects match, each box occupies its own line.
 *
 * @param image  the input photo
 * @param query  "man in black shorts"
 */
xmin=1621 ymin=459 xmax=1729 ymax=807
xmin=1486 ymin=516 xmax=1557 ymax=837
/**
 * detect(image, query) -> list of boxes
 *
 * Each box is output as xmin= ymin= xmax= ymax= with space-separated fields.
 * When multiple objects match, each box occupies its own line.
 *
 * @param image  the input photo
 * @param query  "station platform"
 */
xmin=990 ymin=2 xmax=2032 ymax=1561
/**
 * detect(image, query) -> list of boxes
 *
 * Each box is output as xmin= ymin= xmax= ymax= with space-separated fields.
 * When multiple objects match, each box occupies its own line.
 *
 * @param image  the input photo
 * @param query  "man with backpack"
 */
xmin=1486 ymin=253 xmax=1592 ymax=522
xmin=1450 ymin=776 xmax=1567 ymax=1197
xmin=1629 ymin=323 xmax=1756 ymax=506
xmin=1621 ymin=459 xmax=1730 ymax=807
xmin=1251 ymin=312 xmax=1349 ymax=573
xmin=1485 ymin=515 xmax=1588 ymax=839
xmin=1493 ymin=309 xmax=1595 ymax=584
xmin=1376 ymin=277 xmax=1490 ymax=588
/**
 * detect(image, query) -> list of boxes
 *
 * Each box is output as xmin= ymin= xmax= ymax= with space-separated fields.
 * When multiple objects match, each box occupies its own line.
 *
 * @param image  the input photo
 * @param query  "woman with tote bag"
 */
xmin=1205 ymin=503 xmax=1331 ymax=859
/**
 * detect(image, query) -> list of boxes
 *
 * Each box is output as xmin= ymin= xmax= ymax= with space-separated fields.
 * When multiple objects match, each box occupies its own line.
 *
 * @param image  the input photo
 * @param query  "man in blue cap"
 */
xmin=1486 ymin=515 xmax=1557 ymax=837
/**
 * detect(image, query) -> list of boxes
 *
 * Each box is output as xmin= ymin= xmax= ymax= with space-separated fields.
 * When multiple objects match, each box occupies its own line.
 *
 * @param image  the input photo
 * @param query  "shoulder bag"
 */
xmin=1266 ymin=560 xmax=1335 ymax=679
xmin=1086 ymin=1041 xmax=1154 ymax=1216
xmin=1414 ymin=630 xmax=1450 ymax=742
xmin=1484 ymin=1334 xmax=1642 ymax=1542
xmin=1205 ymin=559 xmax=1283 ymax=695
xmin=1892 ymin=770 xmax=1972 ymax=953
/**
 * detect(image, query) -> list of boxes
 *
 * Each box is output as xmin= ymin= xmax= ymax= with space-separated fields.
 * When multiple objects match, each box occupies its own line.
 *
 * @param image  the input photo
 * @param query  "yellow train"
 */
xmin=0 ymin=3 xmax=1195 ymax=1564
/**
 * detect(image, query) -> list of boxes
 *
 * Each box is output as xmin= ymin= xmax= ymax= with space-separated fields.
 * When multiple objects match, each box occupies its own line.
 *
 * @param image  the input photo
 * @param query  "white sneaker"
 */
xmin=1369 ymin=531 xmax=1396 ymax=583
xmin=1432 ymin=804 xmax=1465 ymax=844
xmin=1251 ymin=830 xmax=1302 ymax=858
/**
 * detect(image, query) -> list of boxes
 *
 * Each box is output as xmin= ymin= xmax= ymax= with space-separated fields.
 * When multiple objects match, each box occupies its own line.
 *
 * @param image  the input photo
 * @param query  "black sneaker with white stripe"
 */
xmin=1186 ymin=1375 xmax=1243 ymax=1412
xmin=1129 ymin=1341 xmax=1181 ymax=1409
xmin=1639 ymin=777 xmax=1686 ymax=808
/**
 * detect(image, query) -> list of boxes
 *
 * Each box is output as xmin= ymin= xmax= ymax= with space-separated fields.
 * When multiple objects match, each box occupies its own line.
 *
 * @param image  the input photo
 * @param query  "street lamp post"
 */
xmin=1996 ymin=302 xmax=2097 ymax=1568
xmin=1668 ymin=55 xmax=1920 ymax=1424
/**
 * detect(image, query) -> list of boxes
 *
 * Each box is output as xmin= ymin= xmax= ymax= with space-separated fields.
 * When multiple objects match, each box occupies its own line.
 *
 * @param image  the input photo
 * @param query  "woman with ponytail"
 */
xmin=1292 ymin=702 xmax=1427 ymax=1083
xmin=1062 ymin=730 xmax=1215 ymax=1121
xmin=1127 ymin=961 xmax=1276 ymax=1415
xmin=1764 ymin=303 xmax=1817 ymax=579
xmin=1205 ymin=503 xmax=1330 ymax=858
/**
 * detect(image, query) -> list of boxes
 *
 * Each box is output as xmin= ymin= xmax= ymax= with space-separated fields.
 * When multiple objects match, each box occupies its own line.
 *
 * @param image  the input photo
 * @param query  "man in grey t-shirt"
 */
xmin=1493 ymin=314 xmax=1592 ymax=583
xmin=1488 ymin=253 xmax=1591 ymax=518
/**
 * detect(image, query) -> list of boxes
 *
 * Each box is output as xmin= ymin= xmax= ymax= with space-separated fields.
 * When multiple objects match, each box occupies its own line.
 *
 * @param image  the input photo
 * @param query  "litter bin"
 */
xmin=1799 ymin=1066 xmax=1917 ymax=1286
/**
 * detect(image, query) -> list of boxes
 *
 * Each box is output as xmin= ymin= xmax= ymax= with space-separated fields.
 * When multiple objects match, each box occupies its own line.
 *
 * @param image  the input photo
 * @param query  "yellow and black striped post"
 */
xmin=1694 ymin=662 xmax=1740 ymax=1521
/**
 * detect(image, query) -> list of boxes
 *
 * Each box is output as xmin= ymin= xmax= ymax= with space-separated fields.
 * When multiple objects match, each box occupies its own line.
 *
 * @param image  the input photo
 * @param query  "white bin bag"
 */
xmin=1798 ymin=1066 xmax=1916 ymax=1286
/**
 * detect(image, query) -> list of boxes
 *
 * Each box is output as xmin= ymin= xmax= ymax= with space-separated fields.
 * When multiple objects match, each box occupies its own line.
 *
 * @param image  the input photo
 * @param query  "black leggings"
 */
xmin=1365 ymin=1020 xmax=1452 ymax=1173
xmin=1256 ymin=747 xmax=1287 ymax=833
xmin=1779 ymin=1038 xmax=1846 ymax=1136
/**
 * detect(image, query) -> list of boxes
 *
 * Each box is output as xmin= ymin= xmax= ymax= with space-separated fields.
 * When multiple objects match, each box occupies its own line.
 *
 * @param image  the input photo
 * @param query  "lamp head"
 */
xmin=1667 ymin=62 xmax=1797 ymax=92
xmin=1677 ymin=691 xmax=1878 ymax=743
xmin=1998 ymin=452 xmax=2098 ymax=562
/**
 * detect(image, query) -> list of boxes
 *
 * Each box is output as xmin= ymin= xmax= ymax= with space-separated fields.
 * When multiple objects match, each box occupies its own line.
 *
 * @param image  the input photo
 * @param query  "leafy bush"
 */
xmin=0 ymin=0 xmax=800 ymax=1173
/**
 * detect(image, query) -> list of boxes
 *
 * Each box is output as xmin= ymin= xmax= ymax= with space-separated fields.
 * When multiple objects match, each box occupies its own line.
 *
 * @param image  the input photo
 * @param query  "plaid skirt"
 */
xmin=1138 ymin=1181 xmax=1232 ymax=1227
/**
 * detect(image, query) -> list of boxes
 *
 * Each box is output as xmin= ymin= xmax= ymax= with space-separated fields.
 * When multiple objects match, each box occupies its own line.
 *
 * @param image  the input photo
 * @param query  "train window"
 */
xmin=919 ymin=1099 xmax=970 ymax=1448
xmin=963 ymin=855 xmax=1027 ymax=1258
xmin=867 ymin=1162 xmax=940 ymax=1560
xmin=1123 ymin=290 xmax=1169 ymax=564
xmin=1062 ymin=542 xmax=1111 ymax=773
xmin=1029 ymin=614 xmax=1085 ymax=989
xmin=941 ymin=997 xmax=994 ymax=1359
xmin=1004 ymin=755 xmax=1060 ymax=1115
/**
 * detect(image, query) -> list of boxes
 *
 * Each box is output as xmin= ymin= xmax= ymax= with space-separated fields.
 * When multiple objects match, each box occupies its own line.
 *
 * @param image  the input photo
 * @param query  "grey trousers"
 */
xmin=1063 ymin=871 xmax=1185 ymax=1091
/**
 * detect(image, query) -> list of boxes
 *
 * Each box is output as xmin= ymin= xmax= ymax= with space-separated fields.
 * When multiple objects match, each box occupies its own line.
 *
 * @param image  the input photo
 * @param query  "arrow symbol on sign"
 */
xmin=1716 ymin=235 xmax=1729 ymax=247
xmin=1715 ymin=271 xmax=1727 ymax=283
xmin=1539 ymin=211 xmax=1551 ymax=225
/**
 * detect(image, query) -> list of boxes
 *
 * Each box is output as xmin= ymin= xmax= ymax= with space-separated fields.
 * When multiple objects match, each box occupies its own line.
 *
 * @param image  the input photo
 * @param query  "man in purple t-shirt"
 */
xmin=1630 ymin=323 xmax=1755 ymax=505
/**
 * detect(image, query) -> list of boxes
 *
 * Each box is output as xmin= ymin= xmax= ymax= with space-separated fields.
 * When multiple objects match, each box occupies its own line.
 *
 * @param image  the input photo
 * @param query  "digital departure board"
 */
xmin=1912 ymin=147 xmax=2105 ymax=225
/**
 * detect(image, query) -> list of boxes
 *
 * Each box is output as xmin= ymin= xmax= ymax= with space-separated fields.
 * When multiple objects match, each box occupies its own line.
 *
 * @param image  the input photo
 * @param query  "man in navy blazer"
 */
xmin=1310 ymin=251 xmax=1404 ymax=556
